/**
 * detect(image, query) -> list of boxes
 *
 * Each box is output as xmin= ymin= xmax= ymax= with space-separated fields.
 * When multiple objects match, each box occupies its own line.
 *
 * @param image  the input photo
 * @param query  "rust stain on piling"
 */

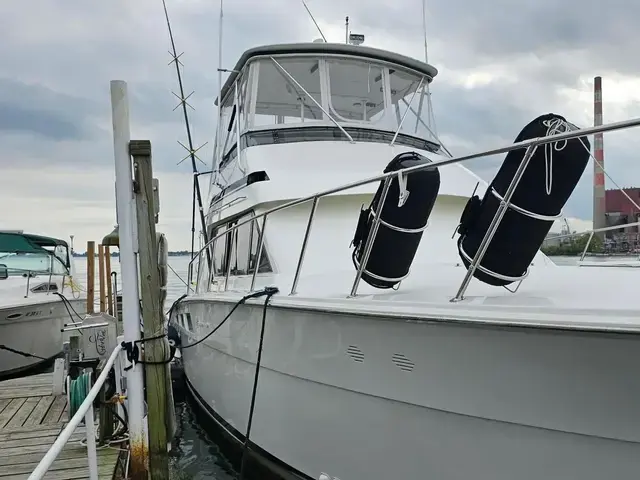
xmin=129 ymin=436 xmax=149 ymax=479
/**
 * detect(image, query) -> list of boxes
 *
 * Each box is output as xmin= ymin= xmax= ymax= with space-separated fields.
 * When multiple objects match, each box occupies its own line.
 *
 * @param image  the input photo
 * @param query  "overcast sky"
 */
xmin=1 ymin=0 xmax=639 ymax=251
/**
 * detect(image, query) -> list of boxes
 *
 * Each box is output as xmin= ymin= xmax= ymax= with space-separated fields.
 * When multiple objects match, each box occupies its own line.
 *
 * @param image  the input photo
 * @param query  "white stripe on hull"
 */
xmin=178 ymin=298 xmax=640 ymax=480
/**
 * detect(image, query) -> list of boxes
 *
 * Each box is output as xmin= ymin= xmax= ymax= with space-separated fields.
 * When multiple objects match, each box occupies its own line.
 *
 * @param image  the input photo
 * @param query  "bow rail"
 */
xmin=188 ymin=116 xmax=640 ymax=299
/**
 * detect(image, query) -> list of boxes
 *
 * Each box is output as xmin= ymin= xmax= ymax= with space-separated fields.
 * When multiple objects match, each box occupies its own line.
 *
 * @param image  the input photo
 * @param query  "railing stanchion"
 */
xmin=225 ymin=229 xmax=233 ymax=291
xmin=85 ymin=404 xmax=99 ymax=480
xmin=290 ymin=197 xmax=319 ymax=295
xmin=250 ymin=215 xmax=268 ymax=292
xmin=580 ymin=231 xmax=595 ymax=261
xmin=452 ymin=144 xmax=538 ymax=302
xmin=349 ymin=176 xmax=393 ymax=297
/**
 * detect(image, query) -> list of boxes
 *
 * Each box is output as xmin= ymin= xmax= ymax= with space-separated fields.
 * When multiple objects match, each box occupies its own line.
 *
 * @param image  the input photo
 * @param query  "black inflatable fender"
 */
xmin=456 ymin=113 xmax=590 ymax=287
xmin=351 ymin=151 xmax=441 ymax=289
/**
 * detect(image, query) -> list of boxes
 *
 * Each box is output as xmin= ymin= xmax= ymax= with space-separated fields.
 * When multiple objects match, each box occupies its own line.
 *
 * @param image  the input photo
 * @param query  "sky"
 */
xmin=1 ymin=0 xmax=639 ymax=251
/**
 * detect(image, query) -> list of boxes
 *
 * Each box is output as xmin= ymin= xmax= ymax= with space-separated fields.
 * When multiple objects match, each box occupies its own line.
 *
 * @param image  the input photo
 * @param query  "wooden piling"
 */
xmin=98 ymin=244 xmax=106 ymax=313
xmin=105 ymin=246 xmax=113 ymax=316
xmin=86 ymin=241 xmax=95 ymax=314
xmin=130 ymin=139 xmax=170 ymax=480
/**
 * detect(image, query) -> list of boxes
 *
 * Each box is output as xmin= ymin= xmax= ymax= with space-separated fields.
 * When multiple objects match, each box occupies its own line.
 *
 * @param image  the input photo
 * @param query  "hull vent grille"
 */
xmin=392 ymin=353 xmax=414 ymax=372
xmin=346 ymin=345 xmax=364 ymax=363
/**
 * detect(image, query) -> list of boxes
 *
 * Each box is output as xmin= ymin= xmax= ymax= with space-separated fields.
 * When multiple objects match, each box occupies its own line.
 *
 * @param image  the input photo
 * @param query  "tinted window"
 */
xmin=209 ymin=212 xmax=272 ymax=278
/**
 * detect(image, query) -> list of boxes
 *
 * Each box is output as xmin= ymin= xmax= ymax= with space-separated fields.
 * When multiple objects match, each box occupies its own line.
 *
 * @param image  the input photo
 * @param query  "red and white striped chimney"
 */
xmin=593 ymin=76 xmax=606 ymax=233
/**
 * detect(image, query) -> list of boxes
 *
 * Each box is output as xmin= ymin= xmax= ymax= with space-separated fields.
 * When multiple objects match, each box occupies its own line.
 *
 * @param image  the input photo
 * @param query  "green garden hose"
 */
xmin=68 ymin=372 xmax=91 ymax=418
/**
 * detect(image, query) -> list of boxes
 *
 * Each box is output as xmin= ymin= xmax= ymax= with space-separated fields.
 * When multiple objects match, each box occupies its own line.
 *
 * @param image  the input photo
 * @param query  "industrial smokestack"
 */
xmin=593 ymin=76 xmax=606 ymax=235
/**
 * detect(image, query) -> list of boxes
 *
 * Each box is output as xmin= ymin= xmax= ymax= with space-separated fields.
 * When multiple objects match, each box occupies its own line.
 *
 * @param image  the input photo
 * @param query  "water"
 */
xmin=72 ymin=255 xmax=234 ymax=479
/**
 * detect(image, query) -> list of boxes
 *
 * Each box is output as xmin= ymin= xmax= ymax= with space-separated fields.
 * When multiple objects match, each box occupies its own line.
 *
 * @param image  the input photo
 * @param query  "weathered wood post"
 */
xmin=104 ymin=246 xmax=113 ymax=315
xmin=131 ymin=139 xmax=171 ymax=479
xmin=98 ymin=244 xmax=106 ymax=313
xmin=86 ymin=241 xmax=95 ymax=314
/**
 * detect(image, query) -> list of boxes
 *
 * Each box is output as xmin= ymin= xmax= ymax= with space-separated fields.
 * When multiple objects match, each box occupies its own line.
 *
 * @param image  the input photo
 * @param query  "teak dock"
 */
xmin=0 ymin=373 xmax=120 ymax=479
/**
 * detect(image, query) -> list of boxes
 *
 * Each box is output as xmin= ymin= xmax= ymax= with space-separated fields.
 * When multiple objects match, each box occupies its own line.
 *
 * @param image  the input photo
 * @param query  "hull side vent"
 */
xmin=392 ymin=353 xmax=415 ymax=372
xmin=346 ymin=345 xmax=364 ymax=363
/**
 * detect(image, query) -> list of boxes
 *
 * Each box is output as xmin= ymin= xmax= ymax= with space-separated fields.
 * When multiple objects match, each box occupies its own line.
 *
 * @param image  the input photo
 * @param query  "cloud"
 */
xmin=2 ymin=0 xmax=640 ymax=251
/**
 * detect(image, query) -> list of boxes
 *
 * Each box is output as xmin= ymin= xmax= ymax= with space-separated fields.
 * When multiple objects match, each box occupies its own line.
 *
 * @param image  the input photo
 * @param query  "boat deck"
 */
xmin=0 ymin=373 xmax=120 ymax=480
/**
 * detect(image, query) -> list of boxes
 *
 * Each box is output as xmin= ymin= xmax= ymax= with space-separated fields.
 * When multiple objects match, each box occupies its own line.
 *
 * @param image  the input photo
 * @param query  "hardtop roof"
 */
xmin=216 ymin=42 xmax=439 ymax=105
xmin=0 ymin=232 xmax=68 ymax=254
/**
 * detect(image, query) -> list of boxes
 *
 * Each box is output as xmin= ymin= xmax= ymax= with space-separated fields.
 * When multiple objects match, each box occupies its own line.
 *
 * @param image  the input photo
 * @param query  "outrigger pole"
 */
xmin=161 ymin=0 xmax=211 ymax=281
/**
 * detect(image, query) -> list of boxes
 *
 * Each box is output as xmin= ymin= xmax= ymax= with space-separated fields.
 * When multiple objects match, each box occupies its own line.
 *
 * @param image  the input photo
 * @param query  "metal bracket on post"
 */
xmin=153 ymin=178 xmax=160 ymax=224
xmin=451 ymin=143 xmax=539 ymax=302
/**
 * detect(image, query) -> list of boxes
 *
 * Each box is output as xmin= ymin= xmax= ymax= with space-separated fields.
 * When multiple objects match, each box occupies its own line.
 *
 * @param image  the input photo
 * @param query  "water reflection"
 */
xmin=170 ymin=397 xmax=236 ymax=480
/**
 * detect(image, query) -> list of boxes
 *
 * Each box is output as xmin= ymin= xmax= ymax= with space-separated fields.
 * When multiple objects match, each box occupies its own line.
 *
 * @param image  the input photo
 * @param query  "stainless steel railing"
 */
xmin=188 ymin=116 xmax=640 ymax=300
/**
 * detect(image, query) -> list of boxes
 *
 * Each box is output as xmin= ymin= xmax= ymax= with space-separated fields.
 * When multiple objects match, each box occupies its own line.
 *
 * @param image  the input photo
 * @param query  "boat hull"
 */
xmin=176 ymin=297 xmax=640 ymax=480
xmin=0 ymin=297 xmax=85 ymax=379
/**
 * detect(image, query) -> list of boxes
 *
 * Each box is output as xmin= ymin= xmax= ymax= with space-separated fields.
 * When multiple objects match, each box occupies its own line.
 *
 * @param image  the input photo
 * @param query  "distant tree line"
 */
xmin=72 ymin=250 xmax=191 ymax=257
xmin=541 ymin=233 xmax=603 ymax=256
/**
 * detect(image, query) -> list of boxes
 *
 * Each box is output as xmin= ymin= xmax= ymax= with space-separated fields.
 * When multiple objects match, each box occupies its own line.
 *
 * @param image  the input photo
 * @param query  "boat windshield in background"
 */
xmin=0 ymin=232 xmax=71 ymax=278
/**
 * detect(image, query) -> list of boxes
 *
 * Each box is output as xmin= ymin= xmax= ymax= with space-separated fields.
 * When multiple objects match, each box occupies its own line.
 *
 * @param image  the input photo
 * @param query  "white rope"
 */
xmin=542 ymin=118 xmax=570 ymax=195
xmin=540 ymin=117 xmax=640 ymax=212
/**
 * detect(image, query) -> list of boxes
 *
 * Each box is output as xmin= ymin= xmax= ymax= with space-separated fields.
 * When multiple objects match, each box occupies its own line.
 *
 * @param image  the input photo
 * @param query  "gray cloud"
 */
xmin=0 ymin=78 xmax=100 ymax=140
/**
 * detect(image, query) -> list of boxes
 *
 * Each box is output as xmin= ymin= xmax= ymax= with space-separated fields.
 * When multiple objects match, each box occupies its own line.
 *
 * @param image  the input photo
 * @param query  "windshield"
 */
xmin=242 ymin=56 xmax=435 ymax=142
xmin=0 ymin=251 xmax=69 ymax=277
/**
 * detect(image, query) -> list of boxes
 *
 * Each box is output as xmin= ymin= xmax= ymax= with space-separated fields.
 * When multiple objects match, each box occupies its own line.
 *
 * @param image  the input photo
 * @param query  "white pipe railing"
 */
xmin=188 ymin=115 xmax=640 ymax=297
xmin=28 ymin=342 xmax=124 ymax=480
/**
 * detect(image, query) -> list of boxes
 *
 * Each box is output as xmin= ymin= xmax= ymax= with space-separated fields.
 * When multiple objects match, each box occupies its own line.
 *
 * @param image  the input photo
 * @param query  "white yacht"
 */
xmin=0 ymin=231 xmax=86 ymax=379
xmin=171 ymin=42 xmax=640 ymax=480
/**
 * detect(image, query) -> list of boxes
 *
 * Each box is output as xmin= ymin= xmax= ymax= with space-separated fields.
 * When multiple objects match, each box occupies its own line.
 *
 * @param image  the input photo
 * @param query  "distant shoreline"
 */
xmin=72 ymin=251 xmax=191 ymax=257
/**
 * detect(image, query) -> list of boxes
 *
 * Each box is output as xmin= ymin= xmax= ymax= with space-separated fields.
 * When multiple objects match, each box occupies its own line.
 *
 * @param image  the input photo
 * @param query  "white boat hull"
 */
xmin=177 ymin=297 xmax=640 ymax=480
xmin=0 ymin=297 xmax=85 ymax=378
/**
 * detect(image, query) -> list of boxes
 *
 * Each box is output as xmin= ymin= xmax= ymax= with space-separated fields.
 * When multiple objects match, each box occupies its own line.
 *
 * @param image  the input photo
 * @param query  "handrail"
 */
xmin=544 ymin=220 xmax=640 ymax=243
xmin=188 ymin=115 xmax=640 ymax=297
xmin=28 ymin=342 xmax=124 ymax=480
xmin=4 ymin=268 xmax=72 ymax=298
xmin=541 ymin=220 xmax=640 ymax=262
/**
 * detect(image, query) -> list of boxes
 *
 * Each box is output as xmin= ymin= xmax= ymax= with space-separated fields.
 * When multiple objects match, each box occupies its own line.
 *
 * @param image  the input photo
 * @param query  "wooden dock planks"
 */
xmin=0 ymin=373 xmax=120 ymax=480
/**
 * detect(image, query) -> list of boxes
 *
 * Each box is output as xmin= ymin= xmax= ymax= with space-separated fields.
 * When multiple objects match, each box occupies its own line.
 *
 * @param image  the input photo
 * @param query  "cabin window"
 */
xmin=327 ymin=59 xmax=388 ymax=125
xmin=238 ymin=70 xmax=251 ymax=132
xmin=226 ymin=217 xmax=252 ymax=275
xmin=208 ymin=211 xmax=272 ymax=281
xmin=212 ymin=234 xmax=227 ymax=276
xmin=388 ymin=69 xmax=432 ymax=141
xmin=219 ymin=93 xmax=238 ymax=160
xmin=252 ymin=57 xmax=323 ymax=128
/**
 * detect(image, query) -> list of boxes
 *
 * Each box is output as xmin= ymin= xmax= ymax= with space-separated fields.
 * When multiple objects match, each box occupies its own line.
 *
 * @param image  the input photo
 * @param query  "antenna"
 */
xmin=161 ymin=0 xmax=210 ymax=276
xmin=421 ymin=0 xmax=429 ymax=63
xmin=301 ymin=0 xmax=327 ymax=42
xmin=214 ymin=0 xmax=224 ymax=174
xmin=421 ymin=0 xmax=439 ymax=146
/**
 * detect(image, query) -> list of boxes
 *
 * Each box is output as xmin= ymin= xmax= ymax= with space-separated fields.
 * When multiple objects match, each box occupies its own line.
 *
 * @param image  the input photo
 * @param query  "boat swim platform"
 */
xmin=0 ymin=373 xmax=120 ymax=480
